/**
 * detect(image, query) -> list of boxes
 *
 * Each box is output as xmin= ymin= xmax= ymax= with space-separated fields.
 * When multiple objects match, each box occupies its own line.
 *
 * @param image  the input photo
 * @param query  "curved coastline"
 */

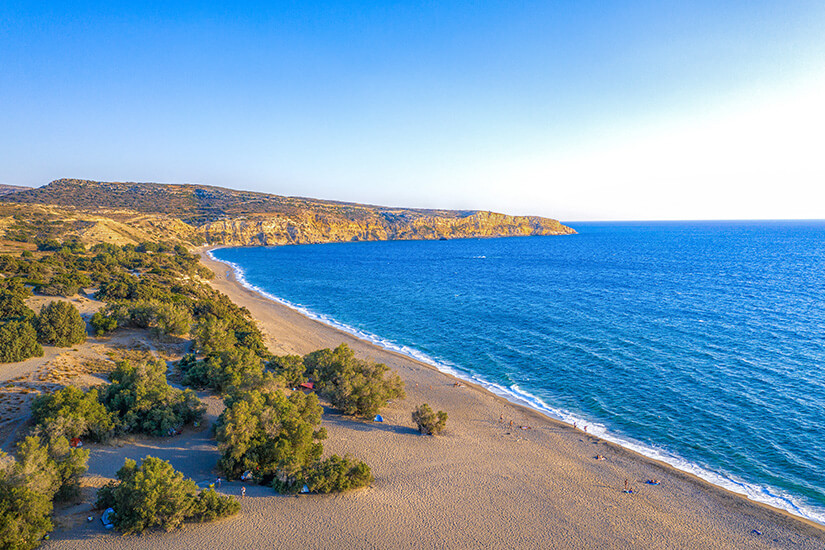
xmin=201 ymin=246 xmax=825 ymax=539
xmin=204 ymin=246 xmax=824 ymax=526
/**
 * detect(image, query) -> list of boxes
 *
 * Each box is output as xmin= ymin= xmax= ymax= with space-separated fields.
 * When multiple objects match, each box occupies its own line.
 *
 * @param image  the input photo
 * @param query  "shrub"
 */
xmin=193 ymin=487 xmax=241 ymax=522
xmin=216 ymin=389 xmax=326 ymax=490
xmin=36 ymin=300 xmax=87 ymax=347
xmin=305 ymin=454 xmax=373 ymax=493
xmin=101 ymin=361 xmax=205 ymax=437
xmin=97 ymin=456 xmax=238 ymax=534
xmin=0 ymin=320 xmax=43 ymax=363
xmin=411 ymin=404 xmax=448 ymax=435
xmin=90 ymin=311 xmax=118 ymax=336
xmin=31 ymin=386 xmax=117 ymax=443
xmin=304 ymin=344 xmax=405 ymax=418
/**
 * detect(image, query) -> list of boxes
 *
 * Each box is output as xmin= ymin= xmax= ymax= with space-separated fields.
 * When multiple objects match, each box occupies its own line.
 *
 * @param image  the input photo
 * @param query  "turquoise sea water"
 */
xmin=211 ymin=221 xmax=825 ymax=523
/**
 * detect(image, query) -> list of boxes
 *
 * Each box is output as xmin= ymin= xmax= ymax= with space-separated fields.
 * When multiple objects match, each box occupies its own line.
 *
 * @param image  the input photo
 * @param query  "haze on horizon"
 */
xmin=1 ymin=1 xmax=824 ymax=221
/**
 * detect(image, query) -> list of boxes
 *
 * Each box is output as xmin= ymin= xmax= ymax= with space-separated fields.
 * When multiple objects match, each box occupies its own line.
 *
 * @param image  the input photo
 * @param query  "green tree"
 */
xmin=0 ymin=452 xmax=54 ymax=550
xmin=31 ymin=386 xmax=117 ymax=443
xmin=216 ymin=389 xmax=326 ymax=490
xmin=101 ymin=361 xmax=205 ymax=437
xmin=304 ymin=344 xmax=405 ymax=418
xmin=36 ymin=300 xmax=87 ymax=346
xmin=411 ymin=403 xmax=448 ymax=435
xmin=0 ymin=287 xmax=35 ymax=321
xmin=192 ymin=316 xmax=237 ymax=354
xmin=268 ymin=354 xmax=307 ymax=387
xmin=98 ymin=456 xmax=238 ymax=534
xmin=180 ymin=348 xmax=269 ymax=393
xmin=0 ymin=320 xmax=43 ymax=363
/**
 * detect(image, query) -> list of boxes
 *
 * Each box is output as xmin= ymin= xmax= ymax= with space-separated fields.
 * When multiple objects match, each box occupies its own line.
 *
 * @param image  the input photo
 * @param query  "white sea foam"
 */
xmin=207 ymin=248 xmax=825 ymax=526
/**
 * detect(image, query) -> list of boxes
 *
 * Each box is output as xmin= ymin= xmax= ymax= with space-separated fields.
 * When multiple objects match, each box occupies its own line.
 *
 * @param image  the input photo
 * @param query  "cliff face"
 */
xmin=199 ymin=210 xmax=574 ymax=246
xmin=0 ymin=179 xmax=576 ymax=246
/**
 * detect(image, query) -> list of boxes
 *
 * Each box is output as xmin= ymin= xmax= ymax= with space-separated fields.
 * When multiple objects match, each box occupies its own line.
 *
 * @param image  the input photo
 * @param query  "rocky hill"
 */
xmin=0 ymin=179 xmax=575 ymax=246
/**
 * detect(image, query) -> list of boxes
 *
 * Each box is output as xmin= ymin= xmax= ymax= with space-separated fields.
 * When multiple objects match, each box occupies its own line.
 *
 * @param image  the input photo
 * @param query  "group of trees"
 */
xmin=31 ymin=360 xmax=205 ymax=441
xmin=0 ymin=235 xmax=448 ymax=544
xmin=95 ymin=456 xmax=239 ymax=534
xmin=0 ymin=291 xmax=86 ymax=363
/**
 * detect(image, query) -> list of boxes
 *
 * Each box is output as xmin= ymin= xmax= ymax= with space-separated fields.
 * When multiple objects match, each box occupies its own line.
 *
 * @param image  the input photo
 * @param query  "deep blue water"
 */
xmin=211 ymin=221 xmax=825 ymax=523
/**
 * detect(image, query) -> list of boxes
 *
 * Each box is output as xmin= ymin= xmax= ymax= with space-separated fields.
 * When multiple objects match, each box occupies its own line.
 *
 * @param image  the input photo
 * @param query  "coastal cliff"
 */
xmin=0 ymin=179 xmax=575 ymax=246
xmin=199 ymin=210 xmax=573 ymax=246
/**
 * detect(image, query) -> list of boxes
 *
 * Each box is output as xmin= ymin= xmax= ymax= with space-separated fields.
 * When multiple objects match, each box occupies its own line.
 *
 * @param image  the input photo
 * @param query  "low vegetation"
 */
xmin=412 ymin=403 xmax=448 ymax=435
xmin=95 ymin=456 xmax=239 ymax=534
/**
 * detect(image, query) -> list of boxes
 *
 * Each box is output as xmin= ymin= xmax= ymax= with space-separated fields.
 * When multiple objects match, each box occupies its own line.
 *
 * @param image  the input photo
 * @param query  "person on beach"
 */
xmin=241 ymin=486 xmax=246 ymax=498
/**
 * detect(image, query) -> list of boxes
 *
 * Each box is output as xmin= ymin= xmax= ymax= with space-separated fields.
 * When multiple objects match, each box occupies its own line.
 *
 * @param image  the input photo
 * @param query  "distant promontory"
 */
xmin=0 ymin=179 xmax=575 ymax=247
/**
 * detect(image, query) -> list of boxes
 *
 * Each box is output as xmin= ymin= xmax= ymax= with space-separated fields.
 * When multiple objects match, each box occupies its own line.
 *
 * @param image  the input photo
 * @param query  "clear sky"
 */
xmin=1 ymin=1 xmax=824 ymax=220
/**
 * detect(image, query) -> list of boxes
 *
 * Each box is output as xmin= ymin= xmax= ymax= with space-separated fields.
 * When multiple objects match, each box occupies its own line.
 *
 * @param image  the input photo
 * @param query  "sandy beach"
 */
xmin=41 ymin=250 xmax=825 ymax=550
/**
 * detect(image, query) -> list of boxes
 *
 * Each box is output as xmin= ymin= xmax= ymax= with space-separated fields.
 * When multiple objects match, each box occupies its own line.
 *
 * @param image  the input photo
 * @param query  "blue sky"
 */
xmin=1 ymin=1 xmax=824 ymax=220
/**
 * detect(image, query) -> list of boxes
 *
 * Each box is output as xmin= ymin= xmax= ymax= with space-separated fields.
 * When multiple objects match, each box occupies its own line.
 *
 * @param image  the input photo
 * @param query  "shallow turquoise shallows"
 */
xmin=212 ymin=221 xmax=825 ymax=523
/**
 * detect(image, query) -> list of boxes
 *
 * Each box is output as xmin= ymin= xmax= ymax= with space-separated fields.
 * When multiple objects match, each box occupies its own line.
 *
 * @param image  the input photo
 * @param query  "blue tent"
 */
xmin=373 ymin=414 xmax=383 ymax=422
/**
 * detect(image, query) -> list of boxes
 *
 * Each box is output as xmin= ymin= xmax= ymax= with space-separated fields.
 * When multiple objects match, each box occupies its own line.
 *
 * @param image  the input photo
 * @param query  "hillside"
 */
xmin=0 ymin=179 xmax=575 ymax=246
xmin=0 ymin=184 xmax=32 ymax=196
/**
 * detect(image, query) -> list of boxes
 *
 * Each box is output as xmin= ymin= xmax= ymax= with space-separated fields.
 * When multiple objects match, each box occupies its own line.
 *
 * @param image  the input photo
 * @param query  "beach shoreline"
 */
xmin=193 ymin=247 xmax=825 ymax=548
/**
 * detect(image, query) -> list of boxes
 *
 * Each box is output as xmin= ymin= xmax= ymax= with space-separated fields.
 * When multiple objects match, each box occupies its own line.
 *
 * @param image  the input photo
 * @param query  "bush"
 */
xmin=31 ymin=386 xmax=117 ymax=443
xmin=101 ymin=361 xmax=205 ymax=437
xmin=0 ymin=320 xmax=43 ymax=363
xmin=304 ymin=344 xmax=405 ymax=418
xmin=411 ymin=404 xmax=448 ymax=435
xmin=97 ymin=456 xmax=238 ymax=534
xmin=193 ymin=487 xmax=241 ymax=522
xmin=90 ymin=311 xmax=118 ymax=336
xmin=216 ymin=389 xmax=326 ymax=490
xmin=305 ymin=454 xmax=373 ymax=493
xmin=36 ymin=300 xmax=87 ymax=347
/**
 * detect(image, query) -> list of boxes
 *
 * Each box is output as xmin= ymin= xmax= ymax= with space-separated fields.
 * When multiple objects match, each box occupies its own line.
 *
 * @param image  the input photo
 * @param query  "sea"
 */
xmin=210 ymin=220 xmax=825 ymax=524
